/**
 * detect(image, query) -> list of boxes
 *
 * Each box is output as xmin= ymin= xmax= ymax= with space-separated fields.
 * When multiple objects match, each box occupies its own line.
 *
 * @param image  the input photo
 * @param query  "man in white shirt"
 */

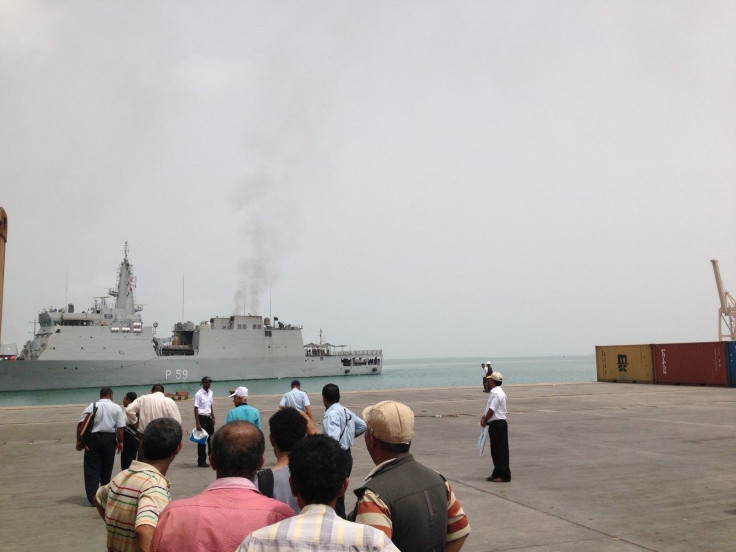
xmin=126 ymin=384 xmax=182 ymax=461
xmin=482 ymin=360 xmax=492 ymax=393
xmin=480 ymin=371 xmax=510 ymax=482
xmin=194 ymin=376 xmax=215 ymax=467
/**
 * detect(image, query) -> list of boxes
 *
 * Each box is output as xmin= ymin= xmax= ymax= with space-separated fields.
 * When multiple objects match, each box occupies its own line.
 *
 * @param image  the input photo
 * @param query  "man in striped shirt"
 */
xmin=94 ymin=418 xmax=183 ymax=552
xmin=349 ymin=400 xmax=471 ymax=552
xmin=237 ymin=435 xmax=398 ymax=552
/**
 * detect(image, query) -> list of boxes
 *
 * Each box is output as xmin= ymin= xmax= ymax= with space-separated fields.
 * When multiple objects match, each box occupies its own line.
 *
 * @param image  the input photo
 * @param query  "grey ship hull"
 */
xmin=0 ymin=354 xmax=381 ymax=392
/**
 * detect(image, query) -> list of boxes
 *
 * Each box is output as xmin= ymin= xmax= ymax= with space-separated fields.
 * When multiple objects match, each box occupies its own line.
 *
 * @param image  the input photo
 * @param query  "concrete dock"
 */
xmin=1 ymin=382 xmax=735 ymax=551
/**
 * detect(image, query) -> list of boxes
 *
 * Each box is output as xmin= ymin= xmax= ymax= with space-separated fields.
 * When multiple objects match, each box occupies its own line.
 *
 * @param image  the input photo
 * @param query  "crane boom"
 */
xmin=710 ymin=259 xmax=736 ymax=341
xmin=711 ymin=260 xmax=729 ymax=312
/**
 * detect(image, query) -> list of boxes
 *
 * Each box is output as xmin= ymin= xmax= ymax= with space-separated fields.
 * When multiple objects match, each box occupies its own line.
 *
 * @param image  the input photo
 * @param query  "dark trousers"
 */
xmin=335 ymin=448 xmax=353 ymax=519
xmin=488 ymin=420 xmax=511 ymax=481
xmin=121 ymin=429 xmax=139 ymax=470
xmin=84 ymin=432 xmax=117 ymax=504
xmin=197 ymin=414 xmax=214 ymax=465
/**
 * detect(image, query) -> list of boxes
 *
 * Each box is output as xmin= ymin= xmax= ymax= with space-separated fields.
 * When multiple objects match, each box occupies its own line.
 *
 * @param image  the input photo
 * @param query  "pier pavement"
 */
xmin=1 ymin=382 xmax=735 ymax=551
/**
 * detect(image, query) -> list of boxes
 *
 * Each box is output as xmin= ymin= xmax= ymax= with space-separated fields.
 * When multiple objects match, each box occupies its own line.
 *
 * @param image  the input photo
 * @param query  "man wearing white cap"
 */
xmin=350 ymin=400 xmax=470 ymax=552
xmin=481 ymin=360 xmax=493 ymax=393
xmin=226 ymin=386 xmax=261 ymax=429
xmin=480 ymin=371 xmax=510 ymax=482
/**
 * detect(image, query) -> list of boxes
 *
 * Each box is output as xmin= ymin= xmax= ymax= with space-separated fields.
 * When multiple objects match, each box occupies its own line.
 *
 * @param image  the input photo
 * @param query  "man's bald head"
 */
xmin=210 ymin=421 xmax=265 ymax=479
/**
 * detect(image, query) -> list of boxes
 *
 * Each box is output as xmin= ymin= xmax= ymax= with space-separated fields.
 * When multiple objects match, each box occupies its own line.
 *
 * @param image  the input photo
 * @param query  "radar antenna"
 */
xmin=710 ymin=259 xmax=736 ymax=341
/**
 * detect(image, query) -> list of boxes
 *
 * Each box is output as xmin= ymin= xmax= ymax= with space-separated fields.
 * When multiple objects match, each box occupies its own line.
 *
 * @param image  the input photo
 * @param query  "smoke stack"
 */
xmin=0 ymin=208 xmax=7 ymax=345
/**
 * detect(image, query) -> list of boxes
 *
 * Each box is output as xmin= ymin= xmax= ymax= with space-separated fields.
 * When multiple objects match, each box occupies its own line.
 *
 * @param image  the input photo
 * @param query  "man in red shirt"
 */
xmin=152 ymin=421 xmax=295 ymax=552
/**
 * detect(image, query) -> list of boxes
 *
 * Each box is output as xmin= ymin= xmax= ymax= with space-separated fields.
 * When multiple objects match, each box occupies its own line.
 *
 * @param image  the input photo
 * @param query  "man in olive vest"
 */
xmin=349 ymin=400 xmax=470 ymax=552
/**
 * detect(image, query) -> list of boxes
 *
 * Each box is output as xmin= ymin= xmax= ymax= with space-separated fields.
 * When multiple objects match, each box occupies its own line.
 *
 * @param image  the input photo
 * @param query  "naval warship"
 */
xmin=0 ymin=245 xmax=382 ymax=391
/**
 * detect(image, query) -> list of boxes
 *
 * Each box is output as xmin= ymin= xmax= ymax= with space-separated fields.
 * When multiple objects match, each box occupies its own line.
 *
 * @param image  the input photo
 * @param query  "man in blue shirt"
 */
xmin=226 ymin=386 xmax=261 ymax=429
xmin=322 ymin=383 xmax=366 ymax=518
xmin=76 ymin=386 xmax=126 ymax=505
xmin=279 ymin=379 xmax=313 ymax=420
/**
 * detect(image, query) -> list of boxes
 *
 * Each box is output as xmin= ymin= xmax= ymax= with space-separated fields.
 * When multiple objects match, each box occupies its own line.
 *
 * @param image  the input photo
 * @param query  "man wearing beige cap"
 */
xmin=349 ymin=400 xmax=470 ymax=552
xmin=480 ymin=371 xmax=510 ymax=482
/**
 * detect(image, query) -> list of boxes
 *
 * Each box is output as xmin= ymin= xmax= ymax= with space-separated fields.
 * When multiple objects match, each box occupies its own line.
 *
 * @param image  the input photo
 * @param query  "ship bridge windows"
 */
xmin=61 ymin=319 xmax=92 ymax=327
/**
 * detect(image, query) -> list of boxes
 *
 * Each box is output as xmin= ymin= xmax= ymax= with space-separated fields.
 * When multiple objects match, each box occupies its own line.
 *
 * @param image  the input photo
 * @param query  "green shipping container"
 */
xmin=596 ymin=344 xmax=654 ymax=383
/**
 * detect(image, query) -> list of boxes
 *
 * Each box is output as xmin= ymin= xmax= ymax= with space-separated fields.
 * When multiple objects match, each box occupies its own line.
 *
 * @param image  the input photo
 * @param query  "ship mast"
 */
xmin=109 ymin=241 xmax=137 ymax=322
xmin=710 ymin=259 xmax=736 ymax=341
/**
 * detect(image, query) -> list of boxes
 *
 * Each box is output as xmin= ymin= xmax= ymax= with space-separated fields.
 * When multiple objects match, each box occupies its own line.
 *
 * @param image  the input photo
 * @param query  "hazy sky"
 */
xmin=1 ymin=2 xmax=735 ymax=359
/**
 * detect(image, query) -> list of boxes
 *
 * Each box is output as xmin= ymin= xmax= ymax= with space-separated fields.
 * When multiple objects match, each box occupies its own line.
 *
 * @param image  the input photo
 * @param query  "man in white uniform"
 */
xmin=194 ymin=376 xmax=215 ymax=467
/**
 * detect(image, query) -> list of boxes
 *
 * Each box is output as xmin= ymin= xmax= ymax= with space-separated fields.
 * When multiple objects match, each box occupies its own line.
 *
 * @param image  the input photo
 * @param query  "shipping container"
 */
xmin=651 ymin=342 xmax=727 ymax=386
xmin=726 ymin=341 xmax=736 ymax=387
xmin=595 ymin=344 xmax=654 ymax=383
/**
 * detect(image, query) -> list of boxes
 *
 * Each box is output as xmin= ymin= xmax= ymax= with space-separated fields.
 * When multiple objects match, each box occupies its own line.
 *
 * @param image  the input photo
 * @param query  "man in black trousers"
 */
xmin=121 ymin=391 xmax=140 ymax=470
xmin=76 ymin=387 xmax=126 ymax=505
xmin=480 ymin=371 xmax=511 ymax=482
xmin=194 ymin=376 xmax=215 ymax=467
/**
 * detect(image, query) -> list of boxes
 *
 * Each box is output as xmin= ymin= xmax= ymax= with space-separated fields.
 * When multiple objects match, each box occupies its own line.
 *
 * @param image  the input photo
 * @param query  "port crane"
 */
xmin=710 ymin=259 xmax=736 ymax=341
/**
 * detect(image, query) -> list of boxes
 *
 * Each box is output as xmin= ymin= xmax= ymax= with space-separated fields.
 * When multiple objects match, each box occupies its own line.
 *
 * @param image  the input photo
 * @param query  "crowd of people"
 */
xmin=76 ymin=368 xmax=510 ymax=551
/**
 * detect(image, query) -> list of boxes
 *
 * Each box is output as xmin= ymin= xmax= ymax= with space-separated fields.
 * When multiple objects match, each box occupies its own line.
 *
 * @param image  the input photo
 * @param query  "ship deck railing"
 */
xmin=334 ymin=349 xmax=382 ymax=356
xmin=304 ymin=349 xmax=382 ymax=357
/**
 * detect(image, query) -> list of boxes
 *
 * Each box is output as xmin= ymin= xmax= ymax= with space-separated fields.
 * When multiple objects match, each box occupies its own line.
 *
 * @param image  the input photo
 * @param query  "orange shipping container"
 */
xmin=596 ymin=344 xmax=654 ymax=383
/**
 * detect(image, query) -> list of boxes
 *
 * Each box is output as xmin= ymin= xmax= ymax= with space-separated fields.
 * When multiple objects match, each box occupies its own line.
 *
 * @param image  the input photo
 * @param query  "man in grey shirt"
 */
xmin=256 ymin=407 xmax=316 ymax=512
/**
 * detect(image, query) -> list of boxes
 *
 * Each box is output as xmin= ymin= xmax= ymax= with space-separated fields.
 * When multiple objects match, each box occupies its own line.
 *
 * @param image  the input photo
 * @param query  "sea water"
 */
xmin=0 ymin=355 xmax=595 ymax=407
